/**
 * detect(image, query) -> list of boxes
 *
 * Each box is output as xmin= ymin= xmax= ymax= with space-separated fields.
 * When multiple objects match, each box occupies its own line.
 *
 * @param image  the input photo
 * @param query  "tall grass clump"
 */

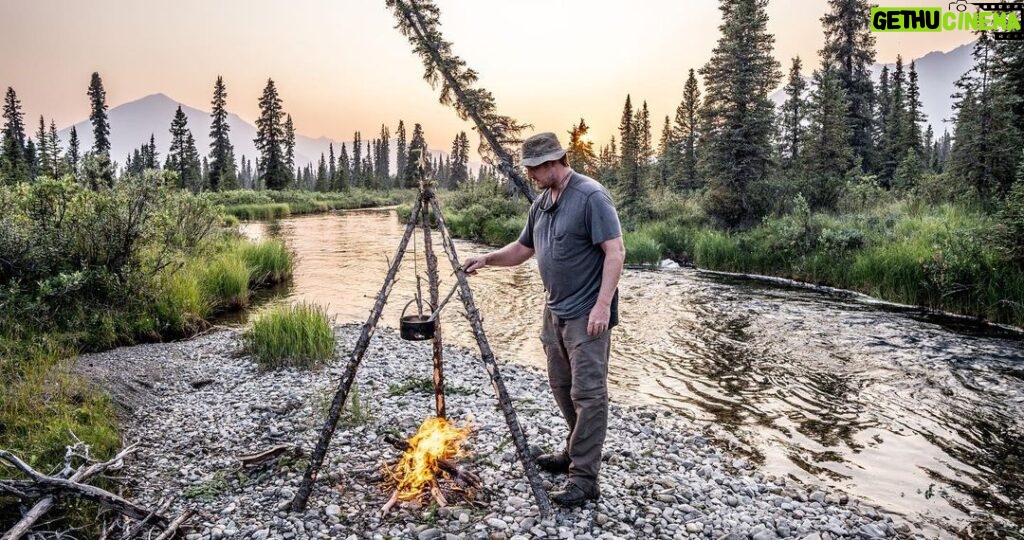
xmin=244 ymin=302 xmax=335 ymax=370
xmin=200 ymin=256 xmax=252 ymax=310
xmin=236 ymin=239 xmax=292 ymax=286
xmin=624 ymin=232 xmax=662 ymax=266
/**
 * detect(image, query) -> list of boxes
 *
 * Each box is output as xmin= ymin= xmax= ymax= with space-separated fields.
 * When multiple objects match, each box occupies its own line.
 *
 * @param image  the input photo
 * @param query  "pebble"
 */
xmin=84 ymin=326 xmax=907 ymax=540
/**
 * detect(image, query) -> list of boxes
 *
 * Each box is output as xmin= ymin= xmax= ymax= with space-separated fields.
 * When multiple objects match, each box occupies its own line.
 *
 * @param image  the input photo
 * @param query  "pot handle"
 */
xmin=401 ymin=298 xmax=418 ymax=319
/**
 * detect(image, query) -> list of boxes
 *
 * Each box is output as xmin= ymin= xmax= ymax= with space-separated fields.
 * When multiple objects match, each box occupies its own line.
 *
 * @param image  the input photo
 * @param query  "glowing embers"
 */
xmin=381 ymin=416 xmax=481 ymax=512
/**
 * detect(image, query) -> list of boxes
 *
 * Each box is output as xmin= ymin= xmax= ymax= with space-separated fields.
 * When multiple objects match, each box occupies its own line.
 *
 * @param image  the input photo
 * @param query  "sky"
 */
xmin=0 ymin=0 xmax=975 ymax=156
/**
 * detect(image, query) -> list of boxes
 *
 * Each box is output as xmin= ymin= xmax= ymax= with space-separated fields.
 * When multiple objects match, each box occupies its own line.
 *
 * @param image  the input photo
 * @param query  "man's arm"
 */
xmin=462 ymin=241 xmax=534 ymax=274
xmin=587 ymin=236 xmax=625 ymax=336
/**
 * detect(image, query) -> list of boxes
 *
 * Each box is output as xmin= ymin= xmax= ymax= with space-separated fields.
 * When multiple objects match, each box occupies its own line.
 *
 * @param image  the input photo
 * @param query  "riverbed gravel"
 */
xmin=77 ymin=325 xmax=912 ymax=539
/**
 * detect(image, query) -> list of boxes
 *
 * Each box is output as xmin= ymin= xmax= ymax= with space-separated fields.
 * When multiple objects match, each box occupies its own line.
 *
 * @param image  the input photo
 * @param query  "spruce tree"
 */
xmin=254 ymin=79 xmax=289 ymax=190
xmin=614 ymin=94 xmax=638 ymax=209
xmin=284 ymin=114 xmax=296 ymax=184
xmin=146 ymin=134 xmax=159 ymax=170
xmin=819 ymin=0 xmax=876 ymax=171
xmin=35 ymin=116 xmax=51 ymax=179
xmin=699 ymin=0 xmax=782 ymax=227
xmin=87 ymin=72 xmax=111 ymax=154
xmin=949 ymin=32 xmax=1020 ymax=200
xmin=208 ymin=76 xmax=237 ymax=191
xmin=879 ymin=56 xmax=908 ymax=185
xmin=567 ymin=119 xmax=597 ymax=175
xmin=635 ymin=100 xmax=653 ymax=167
xmin=364 ymin=140 xmax=375 ymax=188
xmin=338 ymin=142 xmax=350 ymax=190
xmin=673 ymin=69 xmax=701 ymax=190
xmin=1 ymin=87 xmax=29 ymax=185
xmin=404 ymin=123 xmax=426 ymax=188
xmin=378 ymin=124 xmax=391 ymax=184
xmin=906 ymin=61 xmax=925 ymax=155
xmin=47 ymin=120 xmax=60 ymax=178
xmin=67 ymin=126 xmax=80 ymax=177
xmin=352 ymin=131 xmax=362 ymax=186
xmin=316 ymin=153 xmax=329 ymax=191
xmin=25 ymin=138 xmax=38 ymax=182
xmin=779 ymin=57 xmax=808 ymax=169
xmin=167 ymin=106 xmax=189 ymax=183
xmin=328 ymin=143 xmax=337 ymax=189
xmin=450 ymin=131 xmax=470 ymax=187
xmin=396 ymin=120 xmax=407 ymax=183
xmin=803 ymin=67 xmax=855 ymax=209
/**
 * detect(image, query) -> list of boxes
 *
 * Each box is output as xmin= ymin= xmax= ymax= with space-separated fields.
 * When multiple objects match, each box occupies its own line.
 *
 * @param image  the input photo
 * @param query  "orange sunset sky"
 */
xmin=0 ymin=0 xmax=974 ymax=155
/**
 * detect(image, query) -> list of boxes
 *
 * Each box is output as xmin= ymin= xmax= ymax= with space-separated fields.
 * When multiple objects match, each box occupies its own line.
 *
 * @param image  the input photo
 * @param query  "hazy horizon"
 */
xmin=1 ymin=1 xmax=974 ymax=156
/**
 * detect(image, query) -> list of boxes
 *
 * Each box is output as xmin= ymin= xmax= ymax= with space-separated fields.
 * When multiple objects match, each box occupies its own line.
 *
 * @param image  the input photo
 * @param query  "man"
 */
xmin=462 ymin=132 xmax=625 ymax=507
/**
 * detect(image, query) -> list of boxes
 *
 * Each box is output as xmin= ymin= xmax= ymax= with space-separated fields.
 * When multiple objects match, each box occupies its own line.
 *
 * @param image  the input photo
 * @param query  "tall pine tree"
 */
xmin=1 ymin=87 xmax=29 ymax=185
xmin=802 ymin=67 xmax=855 ymax=209
xmin=87 ymin=72 xmax=111 ymax=155
xmin=699 ymin=0 xmax=782 ymax=227
xmin=254 ymin=79 xmax=289 ymax=190
xmin=208 ymin=76 xmax=237 ymax=191
xmin=779 ymin=57 xmax=808 ymax=169
xmin=819 ymin=0 xmax=876 ymax=171
xmin=450 ymin=131 xmax=470 ymax=187
xmin=403 ymin=123 xmax=426 ymax=188
xmin=672 ymin=69 xmax=702 ymax=191
xmin=567 ymin=119 xmax=597 ymax=176
xmin=396 ymin=120 xmax=407 ymax=184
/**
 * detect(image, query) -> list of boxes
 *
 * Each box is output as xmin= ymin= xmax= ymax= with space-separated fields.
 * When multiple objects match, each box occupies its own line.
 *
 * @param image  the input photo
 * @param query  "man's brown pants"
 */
xmin=540 ymin=306 xmax=610 ymax=492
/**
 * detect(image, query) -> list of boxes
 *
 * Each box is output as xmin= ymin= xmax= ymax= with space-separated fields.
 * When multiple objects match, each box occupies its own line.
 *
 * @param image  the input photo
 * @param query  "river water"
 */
xmin=239 ymin=209 xmax=1024 ymax=537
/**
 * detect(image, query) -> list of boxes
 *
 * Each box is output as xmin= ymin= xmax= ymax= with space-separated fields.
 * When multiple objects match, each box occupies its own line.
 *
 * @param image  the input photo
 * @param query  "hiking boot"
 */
xmin=536 ymin=453 xmax=570 ymax=474
xmin=551 ymin=481 xmax=600 ymax=507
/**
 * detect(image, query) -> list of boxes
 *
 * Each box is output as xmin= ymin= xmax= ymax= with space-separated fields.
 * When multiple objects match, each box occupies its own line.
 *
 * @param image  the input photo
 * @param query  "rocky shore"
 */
xmin=76 ymin=325 xmax=909 ymax=539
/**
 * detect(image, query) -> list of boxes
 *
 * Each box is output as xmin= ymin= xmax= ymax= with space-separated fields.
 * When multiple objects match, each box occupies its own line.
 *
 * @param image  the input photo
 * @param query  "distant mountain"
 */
xmin=770 ymin=41 xmax=975 ymax=135
xmin=56 ymin=93 xmax=454 ymax=173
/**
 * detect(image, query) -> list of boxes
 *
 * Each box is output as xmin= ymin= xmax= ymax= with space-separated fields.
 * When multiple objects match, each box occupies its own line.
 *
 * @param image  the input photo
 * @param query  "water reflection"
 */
xmin=238 ymin=210 xmax=1024 ymax=537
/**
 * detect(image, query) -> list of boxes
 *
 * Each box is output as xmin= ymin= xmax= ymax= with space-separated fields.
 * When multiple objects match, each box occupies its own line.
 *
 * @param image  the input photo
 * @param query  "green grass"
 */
xmin=243 ymin=302 xmax=335 ymax=370
xmin=200 ymin=256 xmax=252 ymax=311
xmin=624 ymin=231 xmax=662 ymax=266
xmin=214 ymin=189 xmax=412 ymax=220
xmin=236 ymin=239 xmax=292 ymax=286
xmin=223 ymin=203 xmax=290 ymax=220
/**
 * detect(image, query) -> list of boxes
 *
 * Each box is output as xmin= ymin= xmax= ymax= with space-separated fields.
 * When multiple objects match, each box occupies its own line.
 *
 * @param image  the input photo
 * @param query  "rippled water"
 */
xmin=239 ymin=209 xmax=1024 ymax=537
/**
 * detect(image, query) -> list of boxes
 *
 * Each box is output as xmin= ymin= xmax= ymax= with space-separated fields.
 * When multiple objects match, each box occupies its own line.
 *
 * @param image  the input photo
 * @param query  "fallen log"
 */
xmin=152 ymin=509 xmax=195 ymax=540
xmin=1 ymin=444 xmax=148 ymax=540
xmin=0 ymin=444 xmax=171 ymax=538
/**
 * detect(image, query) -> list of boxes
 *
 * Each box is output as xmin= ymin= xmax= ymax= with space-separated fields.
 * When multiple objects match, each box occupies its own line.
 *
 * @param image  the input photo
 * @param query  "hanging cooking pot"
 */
xmin=400 ymin=299 xmax=435 ymax=341
xmin=398 ymin=283 xmax=460 ymax=341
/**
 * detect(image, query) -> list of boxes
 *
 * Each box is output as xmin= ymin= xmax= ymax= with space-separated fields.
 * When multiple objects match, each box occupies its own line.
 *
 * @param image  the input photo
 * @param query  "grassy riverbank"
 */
xmin=411 ymin=181 xmax=1024 ymax=327
xmin=210 ymin=188 xmax=411 ymax=220
xmin=0 ymin=176 xmax=294 ymax=478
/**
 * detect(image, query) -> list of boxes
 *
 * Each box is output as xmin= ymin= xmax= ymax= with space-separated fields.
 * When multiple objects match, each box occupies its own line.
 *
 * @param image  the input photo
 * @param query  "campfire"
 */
xmin=381 ymin=416 xmax=481 ymax=512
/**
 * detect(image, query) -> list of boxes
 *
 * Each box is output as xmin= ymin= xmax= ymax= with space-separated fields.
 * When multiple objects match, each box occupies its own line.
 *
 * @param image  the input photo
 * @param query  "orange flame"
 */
xmin=388 ymin=416 xmax=471 ymax=500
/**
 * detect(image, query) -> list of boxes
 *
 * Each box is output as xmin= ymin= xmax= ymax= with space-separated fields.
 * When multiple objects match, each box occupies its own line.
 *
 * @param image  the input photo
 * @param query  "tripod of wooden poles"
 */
xmin=290 ymin=180 xmax=552 ymax=517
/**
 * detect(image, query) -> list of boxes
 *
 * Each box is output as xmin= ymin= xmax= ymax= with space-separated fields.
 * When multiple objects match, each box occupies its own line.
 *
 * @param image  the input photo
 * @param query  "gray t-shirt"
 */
xmin=517 ymin=171 xmax=622 ymax=322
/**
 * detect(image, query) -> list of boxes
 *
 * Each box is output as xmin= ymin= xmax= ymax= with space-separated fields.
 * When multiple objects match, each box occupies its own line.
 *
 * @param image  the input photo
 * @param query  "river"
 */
xmin=238 ymin=209 xmax=1024 ymax=538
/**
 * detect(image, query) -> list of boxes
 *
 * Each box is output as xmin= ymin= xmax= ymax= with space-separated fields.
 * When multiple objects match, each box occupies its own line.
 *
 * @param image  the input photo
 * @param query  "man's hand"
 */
xmin=462 ymin=254 xmax=488 ymax=275
xmin=587 ymin=301 xmax=611 ymax=336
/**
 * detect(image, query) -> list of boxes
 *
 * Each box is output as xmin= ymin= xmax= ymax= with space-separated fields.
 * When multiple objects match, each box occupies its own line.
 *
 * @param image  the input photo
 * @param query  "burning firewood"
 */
xmin=380 ymin=417 xmax=479 ymax=513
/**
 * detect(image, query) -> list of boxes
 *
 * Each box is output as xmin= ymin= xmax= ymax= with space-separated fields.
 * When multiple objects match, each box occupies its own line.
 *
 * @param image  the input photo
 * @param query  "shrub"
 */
xmin=244 ymin=303 xmax=335 ymax=370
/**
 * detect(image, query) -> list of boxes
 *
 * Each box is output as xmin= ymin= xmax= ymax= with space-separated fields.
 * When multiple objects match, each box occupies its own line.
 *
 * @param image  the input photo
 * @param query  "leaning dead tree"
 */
xmin=385 ymin=0 xmax=537 ymax=203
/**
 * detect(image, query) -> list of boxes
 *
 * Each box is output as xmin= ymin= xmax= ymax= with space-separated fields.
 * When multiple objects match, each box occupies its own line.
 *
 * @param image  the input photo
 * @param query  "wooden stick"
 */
xmin=430 ymin=482 xmax=448 ymax=508
xmin=380 ymin=490 xmax=400 ymax=514
xmin=1 ymin=444 xmax=139 ymax=540
xmin=152 ymin=509 xmax=194 ymax=540
xmin=291 ymin=191 xmax=425 ymax=513
xmin=421 ymin=188 xmax=446 ymax=418
xmin=236 ymin=444 xmax=298 ymax=468
xmin=122 ymin=497 xmax=172 ymax=540
xmin=428 ymin=196 xmax=553 ymax=518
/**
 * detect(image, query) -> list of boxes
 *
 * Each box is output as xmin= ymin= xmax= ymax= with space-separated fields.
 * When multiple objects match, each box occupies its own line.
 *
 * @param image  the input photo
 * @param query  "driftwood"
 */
xmin=152 ymin=509 xmax=195 ymax=540
xmin=429 ymin=196 xmax=553 ymax=517
xmin=0 ymin=444 xmax=170 ymax=540
xmin=236 ymin=444 xmax=300 ymax=468
xmin=420 ymin=189 xmax=447 ymax=418
xmin=291 ymin=191 xmax=425 ymax=513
